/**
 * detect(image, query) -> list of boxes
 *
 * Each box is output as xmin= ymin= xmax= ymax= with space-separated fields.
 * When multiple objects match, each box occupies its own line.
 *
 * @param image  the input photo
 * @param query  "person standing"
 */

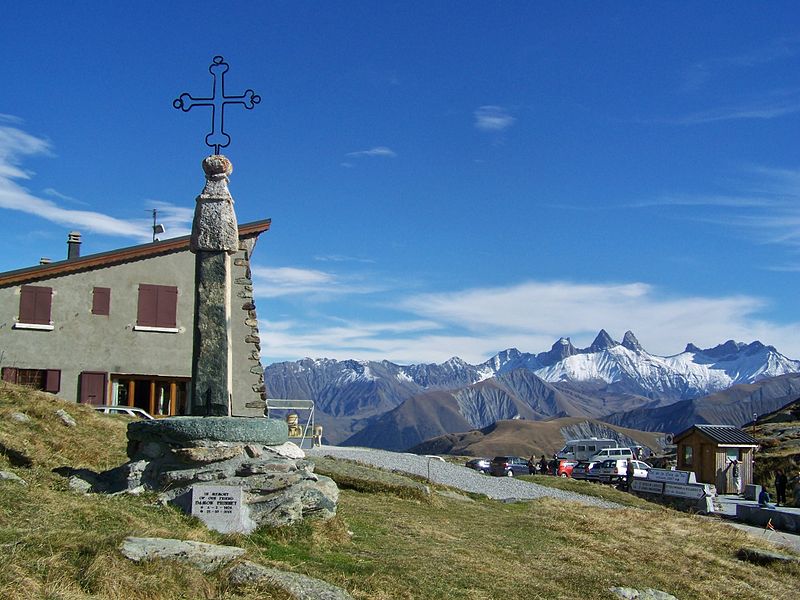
xmin=775 ymin=469 xmax=788 ymax=506
xmin=626 ymin=458 xmax=635 ymax=492
xmin=727 ymin=458 xmax=742 ymax=495
xmin=539 ymin=454 xmax=548 ymax=475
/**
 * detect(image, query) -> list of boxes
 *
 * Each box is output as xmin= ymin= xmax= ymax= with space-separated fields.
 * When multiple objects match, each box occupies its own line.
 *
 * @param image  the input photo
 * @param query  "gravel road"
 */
xmin=307 ymin=446 xmax=621 ymax=509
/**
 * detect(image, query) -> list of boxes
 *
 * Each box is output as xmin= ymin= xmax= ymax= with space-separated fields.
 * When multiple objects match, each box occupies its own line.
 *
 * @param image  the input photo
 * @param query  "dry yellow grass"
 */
xmin=1 ymin=383 xmax=799 ymax=599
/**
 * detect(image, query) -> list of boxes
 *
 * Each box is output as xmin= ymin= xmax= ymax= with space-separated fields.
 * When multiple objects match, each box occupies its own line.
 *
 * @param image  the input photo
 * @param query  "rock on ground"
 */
xmin=55 ymin=409 xmax=76 ymax=427
xmin=228 ymin=560 xmax=353 ymax=600
xmin=119 ymin=537 xmax=245 ymax=573
xmin=609 ymin=587 xmax=679 ymax=600
xmin=0 ymin=471 xmax=27 ymax=485
xmin=736 ymin=546 xmax=800 ymax=565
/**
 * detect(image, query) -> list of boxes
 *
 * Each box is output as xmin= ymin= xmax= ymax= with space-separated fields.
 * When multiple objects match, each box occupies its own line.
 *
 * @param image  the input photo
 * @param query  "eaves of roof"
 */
xmin=674 ymin=424 xmax=758 ymax=446
xmin=0 ymin=219 xmax=271 ymax=288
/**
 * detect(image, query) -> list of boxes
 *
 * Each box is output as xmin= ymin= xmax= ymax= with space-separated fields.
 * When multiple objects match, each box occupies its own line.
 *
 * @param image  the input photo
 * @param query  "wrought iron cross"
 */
xmin=173 ymin=56 xmax=261 ymax=154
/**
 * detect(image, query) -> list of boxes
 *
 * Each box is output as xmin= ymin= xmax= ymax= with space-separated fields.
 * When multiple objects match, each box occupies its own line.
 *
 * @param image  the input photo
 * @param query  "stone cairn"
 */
xmin=77 ymin=156 xmax=338 ymax=533
xmin=91 ymin=417 xmax=338 ymax=531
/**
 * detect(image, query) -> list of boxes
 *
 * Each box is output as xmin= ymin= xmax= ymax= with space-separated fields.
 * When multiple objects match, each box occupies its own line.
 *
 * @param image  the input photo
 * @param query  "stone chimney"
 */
xmin=67 ymin=231 xmax=82 ymax=260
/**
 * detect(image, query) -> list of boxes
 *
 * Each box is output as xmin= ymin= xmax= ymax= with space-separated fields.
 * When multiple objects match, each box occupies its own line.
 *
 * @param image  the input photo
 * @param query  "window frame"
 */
xmin=14 ymin=285 xmax=54 ymax=330
xmin=92 ymin=287 xmax=111 ymax=316
xmin=134 ymin=284 xmax=179 ymax=332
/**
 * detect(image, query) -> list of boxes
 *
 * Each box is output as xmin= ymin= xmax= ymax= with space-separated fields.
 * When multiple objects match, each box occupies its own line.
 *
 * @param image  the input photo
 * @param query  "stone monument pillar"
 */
xmin=190 ymin=155 xmax=239 ymax=416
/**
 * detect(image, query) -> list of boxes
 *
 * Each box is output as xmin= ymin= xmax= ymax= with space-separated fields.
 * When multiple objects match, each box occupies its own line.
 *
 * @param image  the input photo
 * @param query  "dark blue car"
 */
xmin=489 ymin=456 xmax=532 ymax=477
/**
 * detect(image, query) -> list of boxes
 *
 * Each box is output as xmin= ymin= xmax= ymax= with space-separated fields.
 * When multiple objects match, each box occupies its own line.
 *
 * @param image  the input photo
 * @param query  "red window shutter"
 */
xmin=92 ymin=287 xmax=111 ymax=316
xmin=19 ymin=285 xmax=52 ymax=325
xmin=45 ymin=370 xmax=61 ymax=393
xmin=156 ymin=286 xmax=178 ymax=328
xmin=137 ymin=284 xmax=158 ymax=326
xmin=1 ymin=367 xmax=18 ymax=383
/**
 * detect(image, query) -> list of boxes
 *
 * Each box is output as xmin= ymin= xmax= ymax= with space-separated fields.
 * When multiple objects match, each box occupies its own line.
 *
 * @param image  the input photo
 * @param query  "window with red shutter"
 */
xmin=92 ymin=287 xmax=111 ymax=316
xmin=137 ymin=284 xmax=178 ymax=329
xmin=45 ymin=369 xmax=61 ymax=393
xmin=1 ymin=367 xmax=18 ymax=383
xmin=156 ymin=286 xmax=178 ymax=328
xmin=19 ymin=285 xmax=52 ymax=325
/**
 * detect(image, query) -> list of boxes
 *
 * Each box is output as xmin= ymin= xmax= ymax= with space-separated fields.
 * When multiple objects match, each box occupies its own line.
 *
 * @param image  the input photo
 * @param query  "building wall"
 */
xmin=0 ymin=243 xmax=265 ymax=416
xmin=677 ymin=430 xmax=754 ymax=492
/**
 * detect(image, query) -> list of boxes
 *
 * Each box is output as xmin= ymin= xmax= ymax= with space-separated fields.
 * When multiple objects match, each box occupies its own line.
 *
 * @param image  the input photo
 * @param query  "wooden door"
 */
xmin=80 ymin=372 xmax=107 ymax=405
xmin=701 ymin=444 xmax=715 ymax=485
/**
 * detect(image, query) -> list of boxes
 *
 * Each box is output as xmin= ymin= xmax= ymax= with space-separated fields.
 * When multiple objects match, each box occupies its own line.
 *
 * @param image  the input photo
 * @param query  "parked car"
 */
xmin=592 ymin=459 xmax=650 ymax=484
xmin=92 ymin=406 xmax=154 ymax=420
xmin=557 ymin=459 xmax=578 ymax=478
xmin=465 ymin=458 xmax=491 ymax=474
xmin=489 ymin=456 xmax=532 ymax=477
xmin=571 ymin=460 xmax=599 ymax=481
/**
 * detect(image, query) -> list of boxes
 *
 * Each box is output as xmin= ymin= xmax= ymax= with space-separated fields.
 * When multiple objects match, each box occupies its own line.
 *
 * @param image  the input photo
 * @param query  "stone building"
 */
xmin=0 ymin=221 xmax=270 ymax=417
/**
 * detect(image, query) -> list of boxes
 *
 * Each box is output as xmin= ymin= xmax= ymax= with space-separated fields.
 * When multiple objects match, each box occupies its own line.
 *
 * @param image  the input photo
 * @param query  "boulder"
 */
xmin=736 ymin=546 xmax=800 ymax=565
xmin=228 ymin=560 xmax=353 ymax=600
xmin=55 ymin=409 xmax=76 ymax=427
xmin=609 ymin=588 xmax=678 ymax=600
xmin=0 ymin=470 xmax=27 ymax=485
xmin=119 ymin=537 xmax=245 ymax=573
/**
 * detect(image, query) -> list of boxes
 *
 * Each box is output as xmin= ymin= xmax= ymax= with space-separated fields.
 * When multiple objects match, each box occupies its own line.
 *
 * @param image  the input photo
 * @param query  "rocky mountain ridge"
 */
xmin=264 ymin=331 xmax=800 ymax=425
xmin=263 ymin=331 xmax=800 ymax=449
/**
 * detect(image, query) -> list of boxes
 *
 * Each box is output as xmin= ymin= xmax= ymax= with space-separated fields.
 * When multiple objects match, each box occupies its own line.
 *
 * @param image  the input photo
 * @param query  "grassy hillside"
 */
xmin=751 ymin=397 xmax=800 ymax=498
xmin=411 ymin=417 xmax=662 ymax=458
xmin=1 ymin=382 xmax=799 ymax=599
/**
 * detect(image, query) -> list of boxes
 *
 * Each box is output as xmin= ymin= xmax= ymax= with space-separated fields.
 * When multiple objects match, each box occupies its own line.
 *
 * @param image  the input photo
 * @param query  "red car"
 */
xmin=557 ymin=459 xmax=577 ymax=478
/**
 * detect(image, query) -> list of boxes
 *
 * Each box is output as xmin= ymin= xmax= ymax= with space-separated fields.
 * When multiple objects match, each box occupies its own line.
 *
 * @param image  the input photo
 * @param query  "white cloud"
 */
xmin=632 ymin=166 xmax=800 ymax=252
xmin=251 ymin=262 xmax=390 ymax=299
xmin=42 ymin=188 xmax=84 ymax=205
xmin=676 ymin=97 xmax=800 ymax=124
xmin=0 ymin=122 xmax=193 ymax=243
xmin=345 ymin=146 xmax=397 ymax=158
xmin=314 ymin=254 xmax=376 ymax=264
xmin=257 ymin=277 xmax=800 ymax=364
xmin=474 ymin=105 xmax=515 ymax=131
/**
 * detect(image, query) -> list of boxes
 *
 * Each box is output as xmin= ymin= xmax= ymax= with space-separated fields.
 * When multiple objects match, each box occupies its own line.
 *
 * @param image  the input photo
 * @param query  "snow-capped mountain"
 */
xmin=487 ymin=330 xmax=800 ymax=400
xmin=263 ymin=330 xmax=800 ymax=444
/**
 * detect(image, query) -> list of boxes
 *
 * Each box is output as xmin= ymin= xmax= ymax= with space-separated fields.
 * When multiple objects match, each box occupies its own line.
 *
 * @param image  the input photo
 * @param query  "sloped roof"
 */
xmin=675 ymin=424 xmax=758 ymax=446
xmin=0 ymin=219 xmax=270 ymax=288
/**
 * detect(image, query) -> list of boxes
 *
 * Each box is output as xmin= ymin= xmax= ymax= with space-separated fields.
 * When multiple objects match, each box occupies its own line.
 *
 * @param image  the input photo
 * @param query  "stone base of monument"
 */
xmin=87 ymin=417 xmax=338 ymax=534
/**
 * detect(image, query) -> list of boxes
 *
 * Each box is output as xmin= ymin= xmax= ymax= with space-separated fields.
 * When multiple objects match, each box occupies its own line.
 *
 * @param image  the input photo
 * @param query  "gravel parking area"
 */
xmin=306 ymin=446 xmax=621 ymax=509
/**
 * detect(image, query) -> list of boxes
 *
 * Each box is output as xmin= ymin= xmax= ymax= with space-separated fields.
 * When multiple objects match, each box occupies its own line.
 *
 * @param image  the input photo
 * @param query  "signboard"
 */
xmin=664 ymin=483 xmax=707 ymax=499
xmin=647 ymin=468 xmax=696 ymax=484
xmin=631 ymin=479 xmax=664 ymax=494
xmin=191 ymin=485 xmax=253 ymax=533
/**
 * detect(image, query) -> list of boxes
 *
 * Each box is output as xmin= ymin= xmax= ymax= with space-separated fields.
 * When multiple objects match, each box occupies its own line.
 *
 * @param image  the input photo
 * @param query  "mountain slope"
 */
xmin=265 ymin=332 xmax=800 ymax=419
xmin=410 ymin=417 xmax=663 ymax=458
xmin=604 ymin=373 xmax=800 ymax=434
xmin=342 ymin=390 xmax=473 ymax=451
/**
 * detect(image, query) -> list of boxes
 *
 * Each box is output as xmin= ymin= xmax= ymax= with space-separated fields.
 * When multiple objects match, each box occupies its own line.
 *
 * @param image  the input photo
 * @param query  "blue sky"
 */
xmin=3 ymin=2 xmax=800 ymax=364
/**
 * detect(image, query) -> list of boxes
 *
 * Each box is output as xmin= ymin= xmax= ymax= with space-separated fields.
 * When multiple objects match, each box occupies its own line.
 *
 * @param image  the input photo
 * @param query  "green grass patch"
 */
xmin=1 ymin=383 xmax=799 ymax=599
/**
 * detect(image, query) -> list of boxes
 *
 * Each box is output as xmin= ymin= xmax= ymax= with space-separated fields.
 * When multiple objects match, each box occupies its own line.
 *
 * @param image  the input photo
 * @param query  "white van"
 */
xmin=557 ymin=438 xmax=617 ymax=461
xmin=589 ymin=447 xmax=634 ymax=462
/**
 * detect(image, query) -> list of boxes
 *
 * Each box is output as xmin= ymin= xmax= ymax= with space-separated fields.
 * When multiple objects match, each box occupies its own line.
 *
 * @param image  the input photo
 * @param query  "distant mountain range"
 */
xmin=264 ymin=330 xmax=800 ymax=450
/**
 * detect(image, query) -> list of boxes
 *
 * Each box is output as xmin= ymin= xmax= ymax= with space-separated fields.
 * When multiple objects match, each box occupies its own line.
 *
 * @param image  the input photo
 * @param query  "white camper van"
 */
xmin=589 ymin=446 xmax=635 ymax=462
xmin=557 ymin=438 xmax=617 ymax=461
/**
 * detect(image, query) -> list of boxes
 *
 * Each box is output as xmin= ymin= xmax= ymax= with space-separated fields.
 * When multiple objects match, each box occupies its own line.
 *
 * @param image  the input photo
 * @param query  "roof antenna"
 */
xmin=151 ymin=208 xmax=166 ymax=242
